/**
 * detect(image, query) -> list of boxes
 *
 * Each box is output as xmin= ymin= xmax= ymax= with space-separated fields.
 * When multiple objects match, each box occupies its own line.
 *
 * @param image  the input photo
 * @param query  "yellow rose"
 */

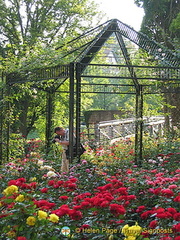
xmin=3 ymin=185 xmax=18 ymax=196
xmin=38 ymin=210 xmax=48 ymax=220
xmin=49 ymin=213 xmax=59 ymax=223
xmin=128 ymin=223 xmax=142 ymax=237
xmin=122 ymin=224 xmax=129 ymax=236
xmin=26 ymin=216 xmax=36 ymax=226
xmin=15 ymin=194 xmax=25 ymax=202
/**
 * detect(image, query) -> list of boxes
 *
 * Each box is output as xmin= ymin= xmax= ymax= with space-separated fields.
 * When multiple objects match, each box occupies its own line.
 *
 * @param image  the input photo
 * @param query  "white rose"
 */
xmin=47 ymin=171 xmax=57 ymax=177
xmin=37 ymin=160 xmax=44 ymax=165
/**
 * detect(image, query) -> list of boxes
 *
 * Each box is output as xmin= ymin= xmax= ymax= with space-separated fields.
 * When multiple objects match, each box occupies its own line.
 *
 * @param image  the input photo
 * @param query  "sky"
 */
xmin=94 ymin=0 xmax=145 ymax=31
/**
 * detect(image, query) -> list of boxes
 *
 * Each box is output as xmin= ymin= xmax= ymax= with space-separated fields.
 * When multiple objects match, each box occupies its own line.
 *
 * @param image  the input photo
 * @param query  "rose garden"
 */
xmin=0 ymin=131 xmax=180 ymax=240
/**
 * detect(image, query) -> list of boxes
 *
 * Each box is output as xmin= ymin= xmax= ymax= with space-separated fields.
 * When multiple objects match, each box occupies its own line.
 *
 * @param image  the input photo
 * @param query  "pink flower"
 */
xmin=168 ymin=184 xmax=177 ymax=189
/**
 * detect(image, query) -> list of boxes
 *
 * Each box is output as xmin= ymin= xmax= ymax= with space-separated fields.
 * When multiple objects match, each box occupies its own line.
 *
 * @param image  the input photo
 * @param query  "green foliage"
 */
xmin=134 ymin=0 xmax=179 ymax=50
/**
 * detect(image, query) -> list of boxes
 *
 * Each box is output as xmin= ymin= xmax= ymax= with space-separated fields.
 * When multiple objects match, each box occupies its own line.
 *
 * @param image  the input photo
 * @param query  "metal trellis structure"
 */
xmin=0 ymin=19 xmax=180 ymax=166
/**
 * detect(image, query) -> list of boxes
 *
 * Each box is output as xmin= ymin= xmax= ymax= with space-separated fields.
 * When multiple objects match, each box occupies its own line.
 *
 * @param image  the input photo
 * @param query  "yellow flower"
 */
xmin=26 ymin=216 xmax=36 ymax=226
xmin=3 ymin=185 xmax=18 ymax=196
xmin=38 ymin=210 xmax=48 ymax=220
xmin=15 ymin=194 xmax=25 ymax=202
xmin=49 ymin=213 xmax=59 ymax=223
xmin=122 ymin=224 xmax=129 ymax=236
xmin=29 ymin=177 xmax=37 ymax=182
xmin=128 ymin=223 xmax=142 ymax=237
xmin=6 ymin=231 xmax=16 ymax=237
xmin=122 ymin=222 xmax=142 ymax=238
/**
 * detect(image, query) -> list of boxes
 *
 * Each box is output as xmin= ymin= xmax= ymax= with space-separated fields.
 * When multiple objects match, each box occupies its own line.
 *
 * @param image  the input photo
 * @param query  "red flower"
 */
xmin=80 ymin=201 xmax=92 ymax=209
xmin=173 ymin=223 xmax=180 ymax=232
xmin=29 ymin=182 xmax=37 ymax=189
xmin=167 ymin=207 xmax=177 ymax=215
xmin=17 ymin=237 xmax=27 ymax=240
xmin=48 ymin=180 xmax=55 ymax=186
xmin=159 ymin=237 xmax=173 ymax=240
xmin=8 ymin=178 xmax=26 ymax=187
xmin=173 ymin=213 xmax=180 ymax=221
xmin=52 ymin=205 xmax=70 ymax=217
xmin=136 ymin=205 xmax=146 ymax=213
xmin=161 ymin=189 xmax=174 ymax=198
xmin=40 ymin=188 xmax=48 ymax=193
xmin=156 ymin=212 xmax=172 ymax=219
xmin=149 ymin=220 xmax=158 ymax=229
xmin=100 ymin=201 xmax=110 ymax=208
xmin=69 ymin=178 xmax=78 ymax=183
xmin=67 ymin=183 xmax=77 ymax=191
xmin=154 ymin=187 xmax=162 ymax=195
xmin=174 ymin=195 xmax=180 ymax=202
xmin=80 ymin=224 xmax=90 ymax=229
xmin=129 ymin=178 xmax=137 ymax=183
xmin=140 ymin=210 xmax=153 ymax=219
xmin=127 ymin=195 xmax=136 ymax=200
xmin=116 ymin=187 xmax=128 ymax=195
xmin=174 ymin=237 xmax=180 ymax=240
xmin=69 ymin=209 xmax=83 ymax=220
xmin=109 ymin=204 xmax=126 ymax=216
xmin=59 ymin=196 xmax=68 ymax=201
xmin=34 ymin=200 xmax=55 ymax=210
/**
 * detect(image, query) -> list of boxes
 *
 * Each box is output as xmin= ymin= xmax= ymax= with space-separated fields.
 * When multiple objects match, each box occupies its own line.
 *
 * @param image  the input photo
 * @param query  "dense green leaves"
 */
xmin=134 ymin=0 xmax=180 ymax=50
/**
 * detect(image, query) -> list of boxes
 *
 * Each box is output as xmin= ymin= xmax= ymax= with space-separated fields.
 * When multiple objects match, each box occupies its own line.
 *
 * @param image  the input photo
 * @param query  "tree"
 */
xmin=0 ymin=0 xmax=102 ymax=53
xmin=135 ymin=0 xmax=180 ymax=129
xmin=0 ymin=0 xmax=103 ymax=138
xmin=134 ymin=0 xmax=180 ymax=50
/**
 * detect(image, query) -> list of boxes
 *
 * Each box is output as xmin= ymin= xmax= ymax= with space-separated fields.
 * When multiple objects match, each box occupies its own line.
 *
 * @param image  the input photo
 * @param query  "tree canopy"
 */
xmin=0 ymin=0 xmax=103 ymax=60
xmin=135 ymin=0 xmax=180 ymax=51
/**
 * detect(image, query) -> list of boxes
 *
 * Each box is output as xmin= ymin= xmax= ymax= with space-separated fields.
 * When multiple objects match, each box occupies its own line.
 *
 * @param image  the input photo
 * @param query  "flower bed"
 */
xmin=0 ymin=138 xmax=180 ymax=240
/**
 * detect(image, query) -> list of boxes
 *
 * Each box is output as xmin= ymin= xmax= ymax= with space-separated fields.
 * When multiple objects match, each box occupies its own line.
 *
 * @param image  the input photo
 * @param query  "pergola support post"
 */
xmin=75 ymin=62 xmax=82 ymax=161
xmin=45 ymin=91 xmax=55 ymax=156
xmin=134 ymin=85 xmax=143 ymax=167
xmin=69 ymin=62 xmax=75 ymax=162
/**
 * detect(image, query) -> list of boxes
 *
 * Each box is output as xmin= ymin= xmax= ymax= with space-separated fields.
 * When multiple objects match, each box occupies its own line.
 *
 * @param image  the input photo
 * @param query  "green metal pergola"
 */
xmin=1 ymin=19 xmax=180 ymax=165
